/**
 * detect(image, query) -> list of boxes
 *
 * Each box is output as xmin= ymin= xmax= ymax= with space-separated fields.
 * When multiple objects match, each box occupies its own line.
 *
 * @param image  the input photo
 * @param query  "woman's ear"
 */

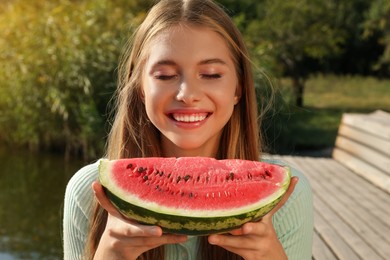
xmin=233 ymin=95 xmax=240 ymax=105
xmin=234 ymin=85 xmax=241 ymax=105
xmin=139 ymin=87 xmax=145 ymax=103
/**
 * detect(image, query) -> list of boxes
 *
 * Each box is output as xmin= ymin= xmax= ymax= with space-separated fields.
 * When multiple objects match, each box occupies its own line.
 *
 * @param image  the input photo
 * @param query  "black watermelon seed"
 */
xmin=227 ymin=172 xmax=234 ymax=180
xmin=184 ymin=175 xmax=191 ymax=182
xmin=126 ymin=163 xmax=133 ymax=169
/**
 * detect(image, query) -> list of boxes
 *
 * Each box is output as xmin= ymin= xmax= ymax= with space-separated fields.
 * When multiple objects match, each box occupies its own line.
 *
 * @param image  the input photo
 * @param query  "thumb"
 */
xmin=263 ymin=176 xmax=298 ymax=221
xmin=92 ymin=181 xmax=124 ymax=219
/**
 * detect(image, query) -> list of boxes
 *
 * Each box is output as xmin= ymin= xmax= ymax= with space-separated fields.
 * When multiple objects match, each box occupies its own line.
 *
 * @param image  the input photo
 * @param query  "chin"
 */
xmin=168 ymin=140 xmax=211 ymax=156
xmin=162 ymin=133 xmax=219 ymax=156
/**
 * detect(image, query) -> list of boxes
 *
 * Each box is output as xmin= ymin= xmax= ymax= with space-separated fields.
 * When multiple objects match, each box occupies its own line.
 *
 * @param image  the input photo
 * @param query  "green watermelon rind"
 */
xmin=99 ymin=158 xmax=291 ymax=235
xmin=104 ymin=186 xmax=286 ymax=235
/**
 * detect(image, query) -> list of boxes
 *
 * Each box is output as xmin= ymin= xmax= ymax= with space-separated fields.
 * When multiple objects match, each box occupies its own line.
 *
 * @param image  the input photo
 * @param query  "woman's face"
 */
xmin=142 ymin=24 xmax=239 ymax=157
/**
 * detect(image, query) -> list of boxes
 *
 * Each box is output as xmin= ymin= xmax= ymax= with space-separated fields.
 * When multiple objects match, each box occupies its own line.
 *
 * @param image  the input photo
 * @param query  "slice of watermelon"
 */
xmin=99 ymin=157 xmax=291 ymax=235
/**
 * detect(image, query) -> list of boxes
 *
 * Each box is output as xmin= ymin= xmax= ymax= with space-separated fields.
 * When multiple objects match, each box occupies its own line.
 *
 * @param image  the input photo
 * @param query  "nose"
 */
xmin=175 ymin=79 xmax=201 ymax=104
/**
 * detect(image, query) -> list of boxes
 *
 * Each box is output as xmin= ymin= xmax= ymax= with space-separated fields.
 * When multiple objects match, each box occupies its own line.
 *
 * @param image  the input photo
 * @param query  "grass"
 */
xmin=269 ymin=74 xmax=390 ymax=155
xmin=304 ymin=75 xmax=390 ymax=111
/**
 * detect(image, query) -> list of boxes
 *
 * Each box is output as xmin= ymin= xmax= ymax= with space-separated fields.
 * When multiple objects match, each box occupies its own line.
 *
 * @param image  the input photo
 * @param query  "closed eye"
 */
xmin=154 ymin=75 xmax=178 ymax=80
xmin=201 ymin=74 xmax=222 ymax=79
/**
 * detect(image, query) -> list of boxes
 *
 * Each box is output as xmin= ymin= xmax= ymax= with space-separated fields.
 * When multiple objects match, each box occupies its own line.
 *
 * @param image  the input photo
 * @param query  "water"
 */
xmin=0 ymin=147 xmax=84 ymax=259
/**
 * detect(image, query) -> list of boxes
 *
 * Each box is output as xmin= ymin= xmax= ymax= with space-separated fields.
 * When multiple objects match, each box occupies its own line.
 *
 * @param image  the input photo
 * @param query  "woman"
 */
xmin=63 ymin=0 xmax=313 ymax=259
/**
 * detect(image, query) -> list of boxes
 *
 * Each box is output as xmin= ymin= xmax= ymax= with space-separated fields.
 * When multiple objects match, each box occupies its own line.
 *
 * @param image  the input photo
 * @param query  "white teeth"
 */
xmin=173 ymin=114 xmax=207 ymax=122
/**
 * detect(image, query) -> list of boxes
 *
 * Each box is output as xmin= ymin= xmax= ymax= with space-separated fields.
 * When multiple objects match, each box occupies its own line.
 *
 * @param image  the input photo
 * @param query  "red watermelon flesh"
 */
xmin=100 ymin=157 xmax=290 ymax=218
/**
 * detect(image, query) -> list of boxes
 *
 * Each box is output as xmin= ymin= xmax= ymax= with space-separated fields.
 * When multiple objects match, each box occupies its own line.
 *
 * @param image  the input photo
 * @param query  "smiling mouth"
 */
xmin=171 ymin=113 xmax=209 ymax=123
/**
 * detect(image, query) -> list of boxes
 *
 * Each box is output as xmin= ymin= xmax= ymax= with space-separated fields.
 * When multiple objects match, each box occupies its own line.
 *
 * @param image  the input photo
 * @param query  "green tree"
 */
xmin=364 ymin=0 xmax=390 ymax=75
xmin=219 ymin=0 xmax=380 ymax=107
xmin=0 ymin=0 xmax=149 ymax=159
xmin=246 ymin=0 xmax=344 ymax=107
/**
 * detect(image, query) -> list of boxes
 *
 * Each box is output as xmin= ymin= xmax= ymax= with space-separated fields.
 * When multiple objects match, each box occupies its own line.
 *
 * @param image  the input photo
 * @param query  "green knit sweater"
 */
xmin=63 ymin=159 xmax=313 ymax=260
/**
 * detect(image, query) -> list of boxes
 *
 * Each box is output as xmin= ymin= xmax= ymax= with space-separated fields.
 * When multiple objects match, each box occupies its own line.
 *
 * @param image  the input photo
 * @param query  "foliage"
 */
xmin=363 ymin=0 xmax=390 ymax=75
xmin=0 ymin=0 xmax=146 ymax=159
xmin=253 ymin=0 xmax=345 ymax=107
xmin=249 ymin=0 xmax=343 ymax=73
xmin=219 ymin=0 xmax=346 ymax=106
xmin=219 ymin=0 xmax=385 ymax=107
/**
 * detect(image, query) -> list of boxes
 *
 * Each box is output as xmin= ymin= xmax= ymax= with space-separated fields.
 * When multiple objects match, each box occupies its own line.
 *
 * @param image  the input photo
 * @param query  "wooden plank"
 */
xmin=275 ymin=156 xmax=390 ymax=259
xmin=299 ymin=158 xmax=387 ymax=259
xmin=341 ymin=110 xmax=390 ymax=140
xmin=307 ymin=160 xmax=390 ymax=258
xmin=273 ymin=109 xmax=390 ymax=259
xmin=312 ymin=230 xmax=337 ymax=260
xmin=335 ymin=136 xmax=390 ymax=174
xmin=272 ymin=156 xmax=363 ymax=259
xmin=276 ymin=155 xmax=390 ymax=213
xmin=332 ymin=148 xmax=390 ymax=193
xmin=312 ymin=197 xmax=362 ymax=260
xmin=316 ymin=156 xmax=390 ymax=222
xmin=371 ymin=110 xmax=390 ymax=123
xmin=338 ymin=124 xmax=390 ymax=157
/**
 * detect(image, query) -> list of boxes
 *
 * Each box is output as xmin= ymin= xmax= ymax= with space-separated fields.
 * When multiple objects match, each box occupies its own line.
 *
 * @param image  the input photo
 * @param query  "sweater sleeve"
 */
xmin=272 ymin=166 xmax=314 ymax=260
xmin=63 ymin=161 xmax=99 ymax=260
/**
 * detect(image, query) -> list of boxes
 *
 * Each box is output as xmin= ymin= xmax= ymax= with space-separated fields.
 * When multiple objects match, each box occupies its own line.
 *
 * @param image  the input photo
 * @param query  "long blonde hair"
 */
xmin=85 ymin=0 xmax=263 ymax=258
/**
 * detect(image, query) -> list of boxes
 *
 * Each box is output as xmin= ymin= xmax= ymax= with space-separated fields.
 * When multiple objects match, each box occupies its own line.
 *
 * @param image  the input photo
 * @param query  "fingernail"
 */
xmin=242 ymin=223 xmax=253 ymax=234
xmin=178 ymin=235 xmax=188 ymax=242
xmin=147 ymin=227 xmax=161 ymax=236
xmin=243 ymin=224 xmax=253 ymax=234
xmin=208 ymin=235 xmax=218 ymax=245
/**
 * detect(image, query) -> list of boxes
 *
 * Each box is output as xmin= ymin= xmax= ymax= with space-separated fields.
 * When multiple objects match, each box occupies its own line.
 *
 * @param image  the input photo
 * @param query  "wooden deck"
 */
xmin=273 ymin=155 xmax=390 ymax=260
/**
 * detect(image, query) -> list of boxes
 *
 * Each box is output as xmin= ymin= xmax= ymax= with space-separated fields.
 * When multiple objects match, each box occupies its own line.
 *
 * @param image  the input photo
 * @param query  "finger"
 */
xmin=208 ymin=233 xmax=252 ymax=250
xmin=93 ymin=182 xmax=171 ymax=239
xmin=264 ymin=176 xmax=298 ymax=220
xmin=228 ymin=228 xmax=244 ymax=236
xmin=106 ymin=215 xmax=163 ymax=238
xmin=120 ymin=233 xmax=188 ymax=247
xmin=92 ymin=181 xmax=125 ymax=219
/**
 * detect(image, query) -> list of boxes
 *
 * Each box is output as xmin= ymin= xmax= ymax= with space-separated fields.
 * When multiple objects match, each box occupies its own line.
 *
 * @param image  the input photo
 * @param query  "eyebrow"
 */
xmin=152 ymin=58 xmax=228 ymax=68
xmin=199 ymin=58 xmax=227 ymax=66
xmin=153 ymin=60 xmax=177 ymax=67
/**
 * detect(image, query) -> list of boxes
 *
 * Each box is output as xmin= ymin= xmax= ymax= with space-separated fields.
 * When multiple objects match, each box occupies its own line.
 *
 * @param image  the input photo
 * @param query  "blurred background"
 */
xmin=0 ymin=0 xmax=389 ymax=259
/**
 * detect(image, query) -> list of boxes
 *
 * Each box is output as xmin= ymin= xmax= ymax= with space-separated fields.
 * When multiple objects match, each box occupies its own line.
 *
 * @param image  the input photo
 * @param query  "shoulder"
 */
xmin=66 ymin=159 xmax=100 ymax=196
xmin=63 ymin=160 xmax=101 ymax=259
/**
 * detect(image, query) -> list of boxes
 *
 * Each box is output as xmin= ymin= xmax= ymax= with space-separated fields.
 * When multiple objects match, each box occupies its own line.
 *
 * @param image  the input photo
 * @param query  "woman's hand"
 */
xmin=91 ymin=181 xmax=188 ymax=260
xmin=208 ymin=176 xmax=299 ymax=260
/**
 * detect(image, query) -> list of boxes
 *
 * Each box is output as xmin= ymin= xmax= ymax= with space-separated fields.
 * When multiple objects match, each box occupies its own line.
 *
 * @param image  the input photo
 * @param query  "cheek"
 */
xmin=142 ymin=77 xmax=161 ymax=103
xmin=143 ymin=89 xmax=160 ymax=115
xmin=142 ymin=78 xmax=173 ymax=120
xmin=215 ymin=80 xmax=239 ymax=104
